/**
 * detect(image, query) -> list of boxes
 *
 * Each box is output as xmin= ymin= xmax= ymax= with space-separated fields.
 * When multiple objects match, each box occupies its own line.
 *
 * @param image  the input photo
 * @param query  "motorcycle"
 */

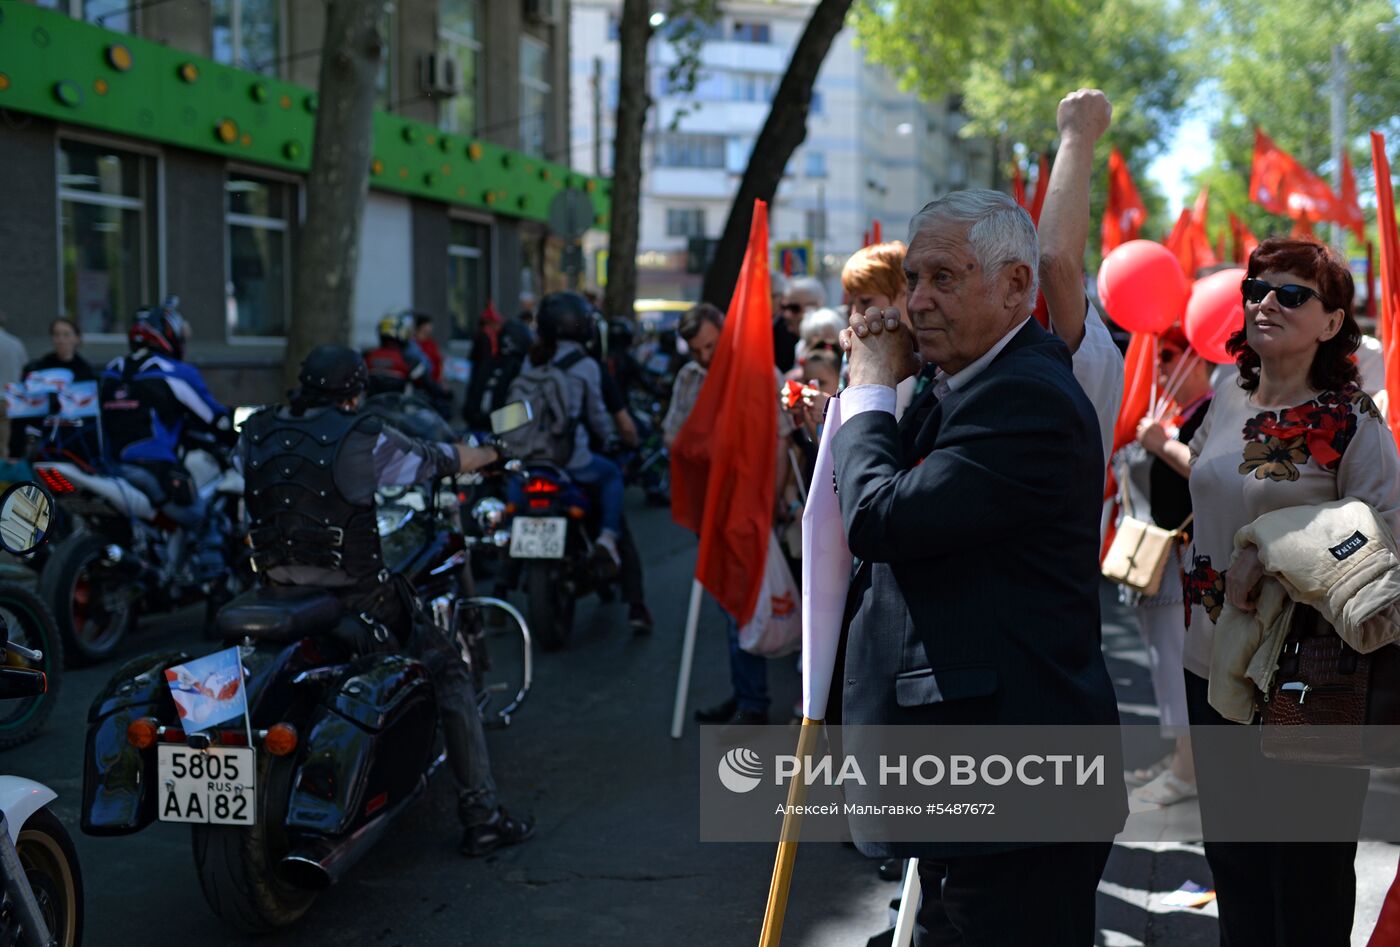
xmin=493 ymin=403 xmax=629 ymax=651
xmin=77 ymin=399 xmax=532 ymax=933
xmin=0 ymin=481 xmax=85 ymax=947
xmin=32 ymin=432 xmax=247 ymax=665
xmin=0 ymin=578 xmax=62 ymax=751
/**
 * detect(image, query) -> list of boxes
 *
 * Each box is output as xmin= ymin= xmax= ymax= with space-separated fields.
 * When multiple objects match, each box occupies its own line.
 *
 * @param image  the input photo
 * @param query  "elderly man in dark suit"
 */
xmin=833 ymin=188 xmax=1124 ymax=945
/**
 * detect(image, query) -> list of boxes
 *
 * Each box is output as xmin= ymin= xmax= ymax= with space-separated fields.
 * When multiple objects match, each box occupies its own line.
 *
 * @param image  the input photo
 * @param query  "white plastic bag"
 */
xmin=738 ymin=533 xmax=801 ymax=657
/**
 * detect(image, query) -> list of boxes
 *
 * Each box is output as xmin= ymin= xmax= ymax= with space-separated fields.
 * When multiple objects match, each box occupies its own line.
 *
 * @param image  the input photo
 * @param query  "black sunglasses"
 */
xmin=781 ymin=303 xmax=803 ymax=313
xmin=1241 ymin=277 xmax=1326 ymax=310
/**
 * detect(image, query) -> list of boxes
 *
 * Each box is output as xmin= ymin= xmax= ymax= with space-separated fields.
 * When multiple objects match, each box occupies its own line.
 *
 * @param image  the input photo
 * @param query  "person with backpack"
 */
xmin=507 ymin=292 xmax=626 ymax=571
xmin=465 ymin=315 xmax=533 ymax=432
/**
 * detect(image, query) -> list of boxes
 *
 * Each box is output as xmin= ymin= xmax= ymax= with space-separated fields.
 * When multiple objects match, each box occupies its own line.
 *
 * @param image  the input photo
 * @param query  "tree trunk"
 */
xmin=701 ymin=0 xmax=853 ymax=309
xmin=285 ymin=0 xmax=390 ymax=392
xmin=603 ymin=0 xmax=650 ymax=325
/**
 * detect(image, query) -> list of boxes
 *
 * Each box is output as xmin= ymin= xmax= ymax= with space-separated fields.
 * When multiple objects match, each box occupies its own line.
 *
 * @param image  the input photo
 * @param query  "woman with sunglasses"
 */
xmin=1181 ymin=237 xmax=1400 ymax=945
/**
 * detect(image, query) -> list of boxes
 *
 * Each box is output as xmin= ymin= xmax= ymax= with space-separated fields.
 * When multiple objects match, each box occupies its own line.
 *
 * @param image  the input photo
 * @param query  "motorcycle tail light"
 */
xmin=265 ymin=722 xmax=299 ymax=757
xmin=528 ymin=498 xmax=552 ymax=510
xmin=37 ymin=467 xmax=76 ymax=495
xmin=524 ymin=478 xmax=561 ymax=495
xmin=127 ymin=716 xmax=159 ymax=749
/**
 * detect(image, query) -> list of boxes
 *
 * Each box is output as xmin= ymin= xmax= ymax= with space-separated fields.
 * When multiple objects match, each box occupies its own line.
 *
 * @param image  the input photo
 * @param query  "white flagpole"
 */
xmin=670 ymin=578 xmax=705 ymax=739
xmin=892 ymin=858 xmax=922 ymax=947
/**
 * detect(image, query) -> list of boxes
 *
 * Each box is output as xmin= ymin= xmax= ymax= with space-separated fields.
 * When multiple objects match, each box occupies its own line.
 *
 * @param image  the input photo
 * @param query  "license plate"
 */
xmin=510 ymin=517 xmax=567 ymax=559
xmin=157 ymin=745 xmax=256 ymax=825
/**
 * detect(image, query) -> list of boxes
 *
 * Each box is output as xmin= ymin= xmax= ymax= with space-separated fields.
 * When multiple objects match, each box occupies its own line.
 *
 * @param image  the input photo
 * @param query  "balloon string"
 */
xmin=1154 ymin=352 xmax=1201 ymax=423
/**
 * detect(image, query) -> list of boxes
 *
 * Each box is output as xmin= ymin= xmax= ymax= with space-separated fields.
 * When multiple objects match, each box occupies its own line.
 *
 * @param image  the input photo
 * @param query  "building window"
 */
xmin=805 ymin=210 xmax=827 ymax=241
xmin=225 ymin=173 xmax=294 ymax=338
xmin=58 ymin=140 xmax=155 ymax=336
xmin=439 ymin=0 xmax=481 ymax=135
xmin=729 ymin=71 xmax=778 ymax=103
xmin=810 ymin=90 xmax=824 ymax=115
xmin=211 ymin=0 xmax=283 ymax=76
xmin=662 ymin=16 xmax=722 ymax=41
xmin=731 ymin=21 xmax=771 ymax=44
xmin=654 ymin=133 xmax=726 ymax=169
xmin=666 ymin=209 xmax=706 ymax=238
xmin=40 ymin=0 xmax=132 ymax=33
xmin=519 ymin=36 xmax=551 ymax=158
xmin=447 ymin=220 xmax=492 ymax=342
xmin=805 ymin=151 xmax=827 ymax=178
xmin=607 ymin=14 xmax=621 ymax=41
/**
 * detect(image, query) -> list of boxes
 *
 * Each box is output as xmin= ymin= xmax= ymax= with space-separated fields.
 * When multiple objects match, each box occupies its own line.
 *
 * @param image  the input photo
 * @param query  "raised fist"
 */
xmin=1057 ymin=89 xmax=1112 ymax=144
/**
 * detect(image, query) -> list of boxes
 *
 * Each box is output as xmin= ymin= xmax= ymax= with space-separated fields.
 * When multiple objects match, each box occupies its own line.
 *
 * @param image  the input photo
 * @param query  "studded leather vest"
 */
xmin=243 ymin=406 xmax=385 ymax=581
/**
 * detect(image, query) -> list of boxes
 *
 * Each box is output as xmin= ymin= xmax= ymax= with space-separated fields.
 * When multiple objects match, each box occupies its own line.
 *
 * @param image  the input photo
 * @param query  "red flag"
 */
xmin=1191 ymin=186 xmax=1210 ymax=228
xmin=1372 ymin=866 xmax=1400 ymax=946
xmin=1371 ymin=131 xmax=1400 ymax=439
xmin=670 ymin=200 xmax=779 ymax=624
xmin=1250 ymin=128 xmax=1340 ymax=224
xmin=1101 ymin=147 xmax=1147 ymax=258
xmin=872 ymin=220 xmax=883 ymax=243
xmin=1228 ymin=211 xmax=1260 ymax=264
xmin=1340 ymin=152 xmax=1367 ymax=243
xmin=1100 ymin=332 xmax=1158 ymax=561
xmin=1215 ymin=230 xmax=1227 ymax=263
xmin=1028 ymin=154 xmax=1050 ymax=225
xmin=1012 ymin=161 xmax=1027 ymax=209
xmin=1165 ymin=201 xmax=1217 ymax=279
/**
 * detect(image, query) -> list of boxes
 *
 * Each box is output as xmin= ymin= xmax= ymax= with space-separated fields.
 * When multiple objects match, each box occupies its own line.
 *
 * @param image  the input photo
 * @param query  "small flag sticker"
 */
xmin=164 ymin=647 xmax=247 ymax=731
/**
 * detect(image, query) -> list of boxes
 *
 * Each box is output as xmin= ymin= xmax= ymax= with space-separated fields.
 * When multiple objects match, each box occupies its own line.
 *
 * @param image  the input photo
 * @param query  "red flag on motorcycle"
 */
xmin=670 ymin=200 xmax=778 ymax=624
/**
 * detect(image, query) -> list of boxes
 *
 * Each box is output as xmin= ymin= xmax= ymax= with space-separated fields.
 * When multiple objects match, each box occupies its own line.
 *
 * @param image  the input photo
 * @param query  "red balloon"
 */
xmin=1184 ymin=268 xmax=1245 ymax=364
xmin=1096 ymin=240 xmax=1190 ymax=335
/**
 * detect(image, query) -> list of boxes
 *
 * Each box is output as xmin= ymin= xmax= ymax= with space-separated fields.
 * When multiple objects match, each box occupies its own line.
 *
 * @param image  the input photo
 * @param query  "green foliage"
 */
xmin=663 ymin=0 xmax=720 ymax=129
xmin=1183 ymin=0 xmax=1400 ymax=254
xmin=852 ymin=0 xmax=1194 ymax=256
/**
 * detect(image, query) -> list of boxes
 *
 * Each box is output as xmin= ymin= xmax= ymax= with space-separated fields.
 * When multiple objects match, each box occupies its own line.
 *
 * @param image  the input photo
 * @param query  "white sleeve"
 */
xmin=1068 ymin=304 xmax=1124 ymax=463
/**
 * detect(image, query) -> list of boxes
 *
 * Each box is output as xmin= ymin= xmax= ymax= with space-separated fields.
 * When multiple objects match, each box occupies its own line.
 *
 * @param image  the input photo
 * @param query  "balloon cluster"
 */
xmin=1096 ymin=240 xmax=1243 ymax=365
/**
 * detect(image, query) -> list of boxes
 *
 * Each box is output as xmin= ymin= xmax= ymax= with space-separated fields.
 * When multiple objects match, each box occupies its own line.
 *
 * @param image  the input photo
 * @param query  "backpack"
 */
xmin=503 ymin=351 xmax=587 ymax=465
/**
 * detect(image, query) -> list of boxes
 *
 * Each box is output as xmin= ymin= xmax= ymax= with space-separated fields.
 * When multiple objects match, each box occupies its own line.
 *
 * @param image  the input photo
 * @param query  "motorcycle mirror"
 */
xmin=490 ymin=401 xmax=533 ymax=435
xmin=0 ymin=481 xmax=54 ymax=557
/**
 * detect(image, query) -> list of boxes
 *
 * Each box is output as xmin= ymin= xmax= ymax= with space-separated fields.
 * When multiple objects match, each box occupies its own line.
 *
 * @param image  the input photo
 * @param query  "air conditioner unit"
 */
xmin=419 ymin=53 xmax=461 ymax=97
xmin=524 ymin=0 xmax=559 ymax=25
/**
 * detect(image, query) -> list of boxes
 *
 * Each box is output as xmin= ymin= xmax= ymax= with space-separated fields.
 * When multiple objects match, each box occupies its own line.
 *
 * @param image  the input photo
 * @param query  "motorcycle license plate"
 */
xmin=510 ymin=517 xmax=567 ymax=559
xmin=157 ymin=745 xmax=256 ymax=825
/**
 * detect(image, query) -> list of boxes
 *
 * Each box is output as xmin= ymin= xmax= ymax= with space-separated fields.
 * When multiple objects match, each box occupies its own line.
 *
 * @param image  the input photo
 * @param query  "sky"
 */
xmin=1147 ymin=91 xmax=1217 ymax=219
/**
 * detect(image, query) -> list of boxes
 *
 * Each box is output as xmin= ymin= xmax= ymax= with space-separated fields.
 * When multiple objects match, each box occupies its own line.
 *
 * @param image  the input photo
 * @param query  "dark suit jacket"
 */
xmin=832 ymin=319 xmax=1124 ymax=858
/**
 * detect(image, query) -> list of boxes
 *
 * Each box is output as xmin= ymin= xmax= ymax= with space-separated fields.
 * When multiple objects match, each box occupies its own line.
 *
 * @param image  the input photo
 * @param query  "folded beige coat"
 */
xmin=1207 ymin=498 xmax=1400 ymax=723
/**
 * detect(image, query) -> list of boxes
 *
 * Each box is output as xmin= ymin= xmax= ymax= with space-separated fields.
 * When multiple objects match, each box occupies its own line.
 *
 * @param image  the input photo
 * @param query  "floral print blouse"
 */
xmin=1183 ymin=378 xmax=1400 ymax=678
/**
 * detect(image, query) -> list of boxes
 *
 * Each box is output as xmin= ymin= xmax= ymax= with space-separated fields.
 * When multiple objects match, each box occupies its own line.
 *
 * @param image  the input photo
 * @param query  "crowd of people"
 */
xmin=665 ymin=86 xmax=1400 ymax=945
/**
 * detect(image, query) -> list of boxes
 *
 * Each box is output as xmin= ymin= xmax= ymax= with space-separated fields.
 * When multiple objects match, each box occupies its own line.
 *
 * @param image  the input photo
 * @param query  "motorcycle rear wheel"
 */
xmin=525 ymin=562 xmax=574 ymax=652
xmin=38 ymin=533 xmax=136 ymax=666
xmin=192 ymin=753 xmax=316 ymax=933
xmin=0 ymin=583 xmax=62 ymax=750
xmin=16 ymin=806 xmax=84 ymax=947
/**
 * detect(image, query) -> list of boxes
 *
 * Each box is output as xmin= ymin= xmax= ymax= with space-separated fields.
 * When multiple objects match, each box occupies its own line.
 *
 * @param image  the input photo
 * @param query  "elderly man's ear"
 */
xmin=1001 ymin=262 xmax=1036 ymax=316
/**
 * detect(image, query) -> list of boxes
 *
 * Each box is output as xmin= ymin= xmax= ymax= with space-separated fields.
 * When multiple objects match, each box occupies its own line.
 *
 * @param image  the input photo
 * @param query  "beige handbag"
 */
xmin=1102 ymin=470 xmax=1192 ymax=596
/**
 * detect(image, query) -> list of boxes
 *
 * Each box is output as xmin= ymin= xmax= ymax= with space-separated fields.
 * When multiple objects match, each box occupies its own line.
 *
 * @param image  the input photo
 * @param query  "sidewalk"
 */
xmin=1095 ymin=584 xmax=1398 ymax=946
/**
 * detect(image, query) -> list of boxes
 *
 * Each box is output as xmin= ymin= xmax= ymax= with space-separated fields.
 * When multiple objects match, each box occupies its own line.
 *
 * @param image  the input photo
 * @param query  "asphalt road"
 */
xmin=3 ymin=495 xmax=1396 ymax=946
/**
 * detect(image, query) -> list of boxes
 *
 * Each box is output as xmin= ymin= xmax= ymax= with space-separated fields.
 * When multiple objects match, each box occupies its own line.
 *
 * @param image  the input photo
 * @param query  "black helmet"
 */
xmin=607 ymin=318 xmax=635 ymax=353
xmin=535 ymin=292 xmax=593 ymax=344
xmin=297 ymin=344 xmax=368 ymax=401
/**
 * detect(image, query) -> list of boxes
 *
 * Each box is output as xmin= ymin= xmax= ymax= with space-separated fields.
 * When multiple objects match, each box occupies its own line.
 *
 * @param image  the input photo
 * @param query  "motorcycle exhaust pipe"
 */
xmin=277 ymin=765 xmax=438 ymax=889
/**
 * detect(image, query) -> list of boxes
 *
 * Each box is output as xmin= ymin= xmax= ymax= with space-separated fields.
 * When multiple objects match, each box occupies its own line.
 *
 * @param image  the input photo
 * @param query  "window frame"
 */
xmin=223 ymin=164 xmax=300 ymax=344
xmin=54 ymin=132 xmax=162 ymax=343
xmin=518 ymin=34 xmax=552 ymax=158
xmin=446 ymin=213 xmax=495 ymax=344
xmin=211 ymin=0 xmax=287 ymax=78
xmin=730 ymin=21 xmax=771 ymax=44
xmin=438 ymin=0 xmax=482 ymax=134
xmin=665 ymin=208 xmax=706 ymax=239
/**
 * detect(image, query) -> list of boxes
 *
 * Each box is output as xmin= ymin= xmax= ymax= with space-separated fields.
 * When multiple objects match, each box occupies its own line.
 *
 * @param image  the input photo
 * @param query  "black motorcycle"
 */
xmin=78 ymin=400 xmax=531 ymax=933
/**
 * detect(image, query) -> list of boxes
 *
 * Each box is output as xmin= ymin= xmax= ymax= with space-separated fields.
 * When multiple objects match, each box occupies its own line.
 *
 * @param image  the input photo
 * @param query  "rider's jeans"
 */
xmin=567 ymin=455 xmax=624 ymax=536
xmin=117 ymin=463 xmax=209 ymax=536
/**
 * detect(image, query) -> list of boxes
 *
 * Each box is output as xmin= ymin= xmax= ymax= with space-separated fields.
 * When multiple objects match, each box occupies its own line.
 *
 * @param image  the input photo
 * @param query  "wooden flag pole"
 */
xmin=670 ymin=579 xmax=705 ymax=739
xmin=892 ymin=858 xmax=922 ymax=946
xmin=758 ymin=716 xmax=823 ymax=946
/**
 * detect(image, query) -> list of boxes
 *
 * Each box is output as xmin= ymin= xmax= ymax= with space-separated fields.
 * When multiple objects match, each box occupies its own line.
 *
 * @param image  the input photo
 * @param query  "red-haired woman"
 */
xmin=1183 ymin=238 xmax=1400 ymax=944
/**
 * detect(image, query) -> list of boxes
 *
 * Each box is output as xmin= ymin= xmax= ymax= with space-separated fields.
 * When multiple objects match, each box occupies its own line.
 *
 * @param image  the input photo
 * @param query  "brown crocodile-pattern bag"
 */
xmin=1260 ymin=604 xmax=1400 ymax=766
